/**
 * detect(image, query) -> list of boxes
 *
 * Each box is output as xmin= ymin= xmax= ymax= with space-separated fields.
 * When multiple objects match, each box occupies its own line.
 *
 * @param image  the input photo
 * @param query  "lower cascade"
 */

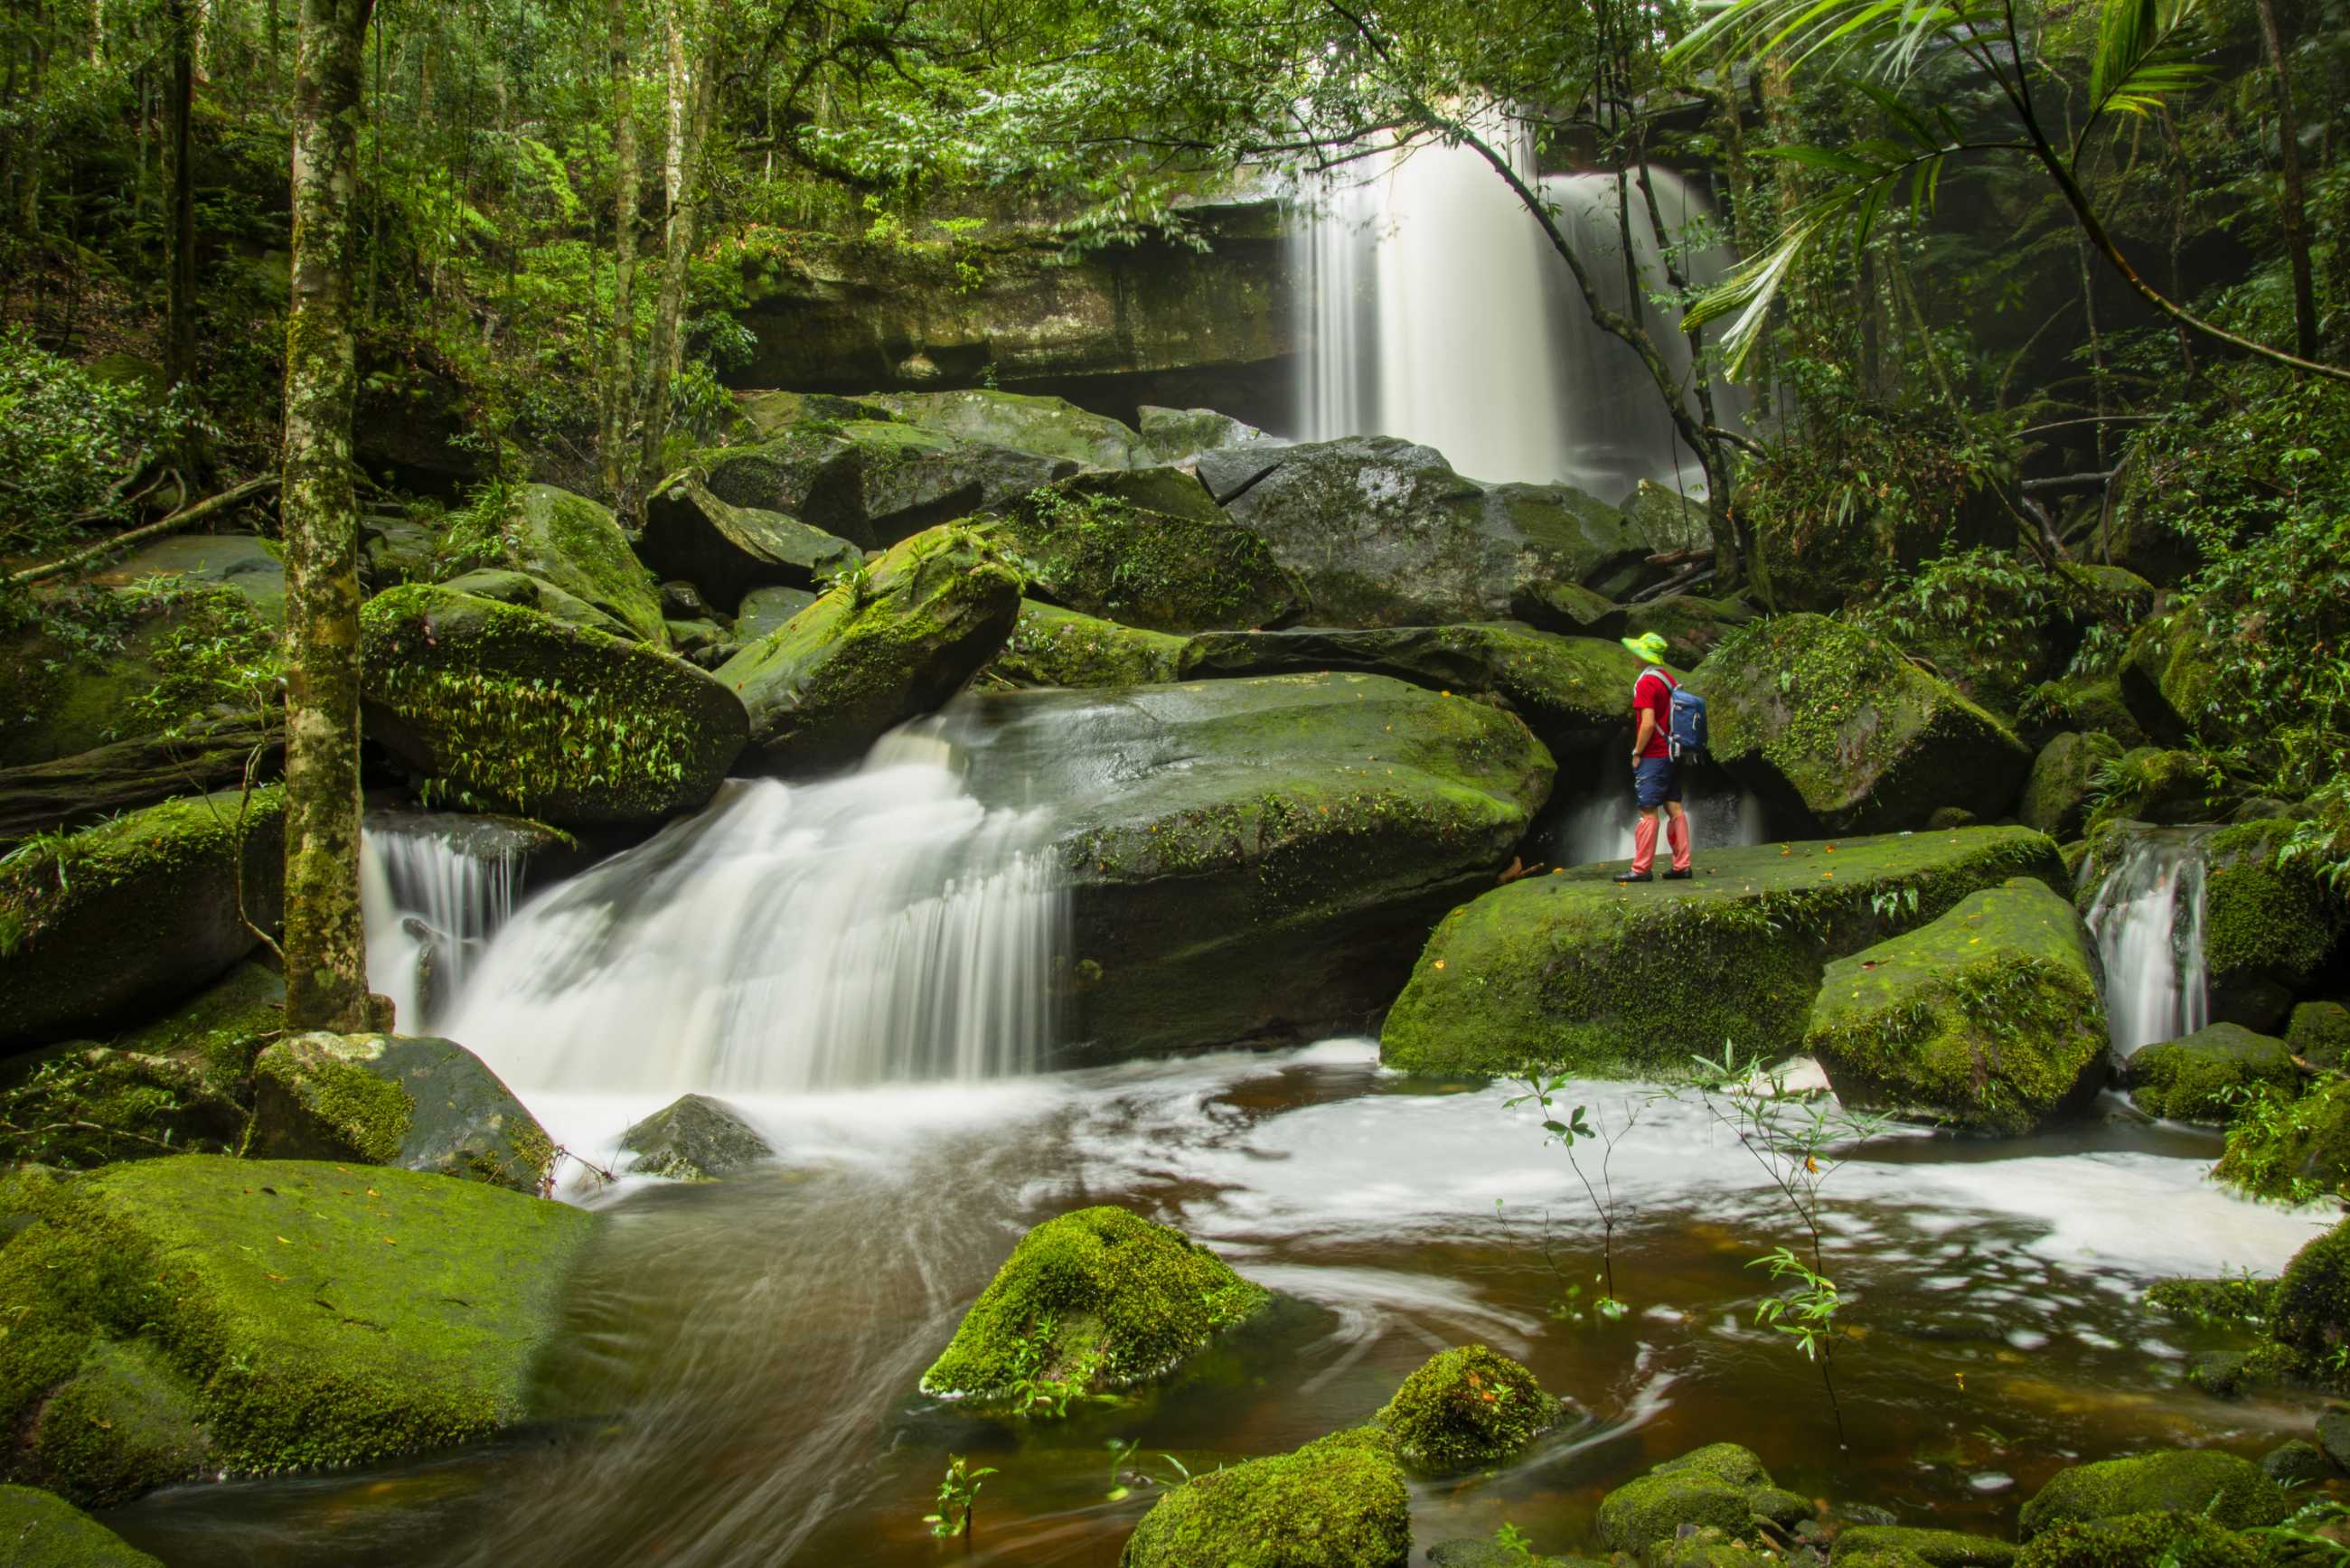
xmin=360 ymin=817 xmax=524 ymax=1032
xmin=2082 ymin=826 xmax=2211 ymax=1056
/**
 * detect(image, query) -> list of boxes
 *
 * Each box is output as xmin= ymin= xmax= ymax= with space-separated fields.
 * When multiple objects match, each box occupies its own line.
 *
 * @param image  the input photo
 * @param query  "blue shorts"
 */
xmin=1634 ymin=756 xmax=1682 ymax=810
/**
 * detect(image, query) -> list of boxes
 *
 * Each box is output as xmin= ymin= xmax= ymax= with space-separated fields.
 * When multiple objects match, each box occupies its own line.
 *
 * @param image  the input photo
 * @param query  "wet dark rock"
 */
xmin=865 ymin=389 xmax=1153 ymax=469
xmin=2261 ymin=1437 xmax=2333 ymax=1485
xmin=618 ymin=1094 xmax=775 ymax=1180
xmin=1137 ymin=404 xmax=1285 ymax=465
xmin=2318 ymin=1408 xmax=2350 ymax=1472
xmin=661 ymin=580 xmax=718 ymax=619
xmin=249 ymin=1030 xmax=554 ymax=1192
xmin=735 ymin=584 xmax=820 ymax=642
xmin=639 ymin=475 xmax=862 ymax=615
xmin=0 ymin=712 xmax=281 ymax=845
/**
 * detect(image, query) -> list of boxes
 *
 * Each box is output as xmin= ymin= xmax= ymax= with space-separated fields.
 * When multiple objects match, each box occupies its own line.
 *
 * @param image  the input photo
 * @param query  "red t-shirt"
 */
xmin=1634 ymin=667 xmax=1677 ymax=759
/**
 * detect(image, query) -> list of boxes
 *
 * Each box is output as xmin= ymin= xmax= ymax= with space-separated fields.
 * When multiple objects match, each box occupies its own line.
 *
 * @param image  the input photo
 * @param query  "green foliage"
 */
xmin=0 ymin=332 xmax=201 ymax=573
xmin=921 ymin=1454 xmax=997 ymax=1539
xmin=2214 ymin=1078 xmax=2350 ymax=1206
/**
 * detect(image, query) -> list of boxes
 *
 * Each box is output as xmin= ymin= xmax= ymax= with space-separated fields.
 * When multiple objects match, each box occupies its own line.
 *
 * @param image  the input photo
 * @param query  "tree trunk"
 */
xmin=636 ymin=0 xmax=720 ymax=500
xmin=162 ymin=0 xmax=196 ymax=390
xmin=2253 ymin=0 xmax=2318 ymax=360
xmin=604 ymin=0 xmax=639 ymax=507
xmin=279 ymin=0 xmax=377 ymax=1035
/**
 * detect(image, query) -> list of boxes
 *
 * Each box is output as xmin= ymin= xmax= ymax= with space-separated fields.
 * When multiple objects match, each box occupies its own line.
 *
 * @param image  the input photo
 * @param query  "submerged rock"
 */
xmin=1594 ymin=1442 xmax=1810 ymax=1558
xmin=0 ymin=1484 xmax=164 ymax=1565
xmin=2017 ymin=731 xmax=2123 ymax=840
xmin=1805 ymin=878 xmax=2110 ymax=1135
xmin=0 ymin=787 xmax=286 ymax=1051
xmin=361 ymin=585 xmax=748 ymax=826
xmin=2016 ymin=1450 xmax=2288 ymax=1539
xmin=250 ymin=1031 xmax=554 ymax=1193
xmin=1374 ymin=1345 xmax=1560 ymax=1475
xmin=1119 ymin=1425 xmax=1408 ymax=1568
xmin=1381 ymin=828 xmax=2066 ymax=1078
xmin=717 ymin=524 xmax=1021 ymax=774
xmin=992 ymin=601 xmax=1187 ymax=688
xmin=617 ymin=1094 xmax=773 ymax=1180
xmin=921 ymin=1205 xmax=1269 ymax=1410
xmin=2123 ymin=1023 xmax=2296 ymax=1123
xmin=0 ymin=1156 xmax=596 ymax=1505
xmin=638 ymin=475 xmax=861 ymax=615
xmin=951 ymin=674 xmax=1556 ymax=1057
xmin=1696 ymin=615 xmax=2031 ymax=832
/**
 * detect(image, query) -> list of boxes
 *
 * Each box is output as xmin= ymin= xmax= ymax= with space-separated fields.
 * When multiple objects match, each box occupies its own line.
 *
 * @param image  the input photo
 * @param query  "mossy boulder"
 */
xmin=1381 ymin=827 xmax=2067 ymax=1078
xmin=616 ymin=1094 xmax=774 ymax=1181
xmin=2260 ymin=1439 xmax=2331 ymax=1486
xmin=360 ymin=585 xmax=747 ymax=827
xmin=436 ymin=568 xmax=644 ymax=643
xmin=1374 ymin=1345 xmax=1561 ymax=1474
xmin=2123 ymin=1023 xmax=2297 ymax=1123
xmin=950 ymin=674 xmax=1556 ymax=1057
xmin=488 ymin=484 xmax=666 ymax=643
xmin=0 ymin=1042 xmax=249 ymax=1169
xmin=93 ymin=534 xmax=287 ymax=626
xmin=1804 ymin=878 xmax=2110 ymax=1134
xmin=734 ymin=584 xmax=820 ymax=642
xmin=1620 ymin=593 xmax=1754 ymax=664
xmin=997 ymin=467 xmax=1306 ymax=633
xmin=1136 ymin=403 xmax=1281 ymax=464
xmin=0 ymin=1485 xmax=164 ymax=1565
xmin=1621 ymin=478 xmax=1715 ymax=554
xmin=1595 ymin=1443 xmax=1805 ymax=1557
xmin=1696 ymin=615 xmax=2032 ymax=832
xmin=638 ymin=475 xmax=861 ymax=615
xmin=1217 ymin=436 xmax=1647 ymax=627
xmin=868 ymin=389 xmax=1153 ymax=469
xmin=2215 ymin=1078 xmax=2350 ymax=1203
xmin=0 ymin=586 xmax=264 ymax=769
xmin=1830 ymin=1527 xmax=2017 ymax=1565
xmin=2027 ymin=672 xmax=2147 ymax=752
xmin=0 ymin=788 xmax=286 ymax=1051
xmin=992 ymin=601 xmax=1188 ymax=688
xmin=2015 ymin=1514 xmax=2270 ymax=1567
xmin=1179 ymin=624 xmax=1661 ymax=758
xmin=2203 ymin=819 xmax=2344 ymax=1029
xmin=2016 ymin=1450 xmax=2289 ymax=1539
xmin=2289 ymin=1000 xmax=2350 ymax=1070
xmin=250 ymin=1032 xmax=554 ymax=1193
xmin=0 ymin=1156 xmax=597 ymax=1504
xmin=2120 ymin=613 xmax=2220 ymax=744
xmin=2081 ymin=746 xmax=2219 ymax=833
xmin=716 ymin=524 xmax=1022 ymax=773
xmin=1119 ymin=1425 xmax=1408 ymax=1568
xmin=2269 ymin=1215 xmax=2350 ymax=1362
xmin=2019 ymin=731 xmax=2124 ymax=839
xmin=920 ymin=1205 xmax=1270 ymax=1408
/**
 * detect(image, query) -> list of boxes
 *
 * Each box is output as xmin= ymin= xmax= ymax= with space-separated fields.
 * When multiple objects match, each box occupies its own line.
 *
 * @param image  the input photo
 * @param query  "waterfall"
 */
xmin=437 ymin=738 xmax=1066 ymax=1097
xmin=2082 ymin=827 xmax=2212 ymax=1056
xmin=1551 ymin=775 xmax=1767 ymax=868
xmin=1292 ymin=127 xmax=1742 ymax=495
xmin=362 ymin=819 xmax=524 ymax=1032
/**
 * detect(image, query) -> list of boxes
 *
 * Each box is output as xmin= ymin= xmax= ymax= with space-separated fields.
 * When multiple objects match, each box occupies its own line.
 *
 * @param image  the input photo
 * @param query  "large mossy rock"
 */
xmin=1217 ymin=436 xmax=1646 ymax=626
xmin=2019 ymin=731 xmax=2124 ymax=840
xmin=992 ymin=601 xmax=1188 ymax=688
xmin=1594 ymin=1443 xmax=1812 ymax=1558
xmin=249 ymin=1031 xmax=554 ymax=1193
xmin=2120 ymin=612 xmax=2219 ymax=744
xmin=2012 ymin=1512 xmax=2266 ymax=1568
xmin=0 ymin=1485 xmax=164 ymax=1565
xmin=2269 ymin=1214 xmax=2350 ymax=1362
xmin=716 ymin=524 xmax=1022 ymax=773
xmin=1804 ymin=878 xmax=2109 ymax=1134
xmin=1179 ymin=624 xmax=1660 ymax=757
xmin=2202 ymin=818 xmax=2344 ymax=1029
xmin=475 ymin=484 xmax=667 ymax=644
xmin=2288 ymin=999 xmax=2350 ymax=1070
xmin=93 ymin=534 xmax=287 ymax=625
xmin=638 ymin=475 xmax=861 ymax=615
xmin=951 ymin=674 xmax=1556 ymax=1057
xmin=1620 ymin=593 xmax=1753 ymax=665
xmin=436 ymin=567 xmax=644 ymax=643
xmin=1830 ymin=1526 xmax=2016 ymax=1565
xmin=0 ymin=585 xmax=267 ymax=769
xmin=0 ymin=1040 xmax=249 ymax=1169
xmin=0 ymin=788 xmax=286 ymax=1051
xmin=361 ymin=585 xmax=747 ymax=826
xmin=920 ymin=1205 xmax=1269 ymax=1409
xmin=2016 ymin=1450 xmax=2288 ymax=1540
xmin=2214 ymin=1076 xmax=2350 ymax=1203
xmin=1374 ymin=1345 xmax=1560 ymax=1475
xmin=1137 ymin=403 xmax=1283 ymax=464
xmin=867 ymin=388 xmax=1153 ymax=469
xmin=1696 ymin=615 xmax=2031 ymax=832
xmin=616 ymin=1094 xmax=774 ymax=1181
xmin=1381 ymin=827 xmax=2066 ymax=1078
xmin=0 ymin=1156 xmax=596 ymax=1505
xmin=1119 ymin=1426 xmax=1409 ymax=1568
xmin=2123 ymin=1023 xmax=2296 ymax=1123
xmin=997 ymin=467 xmax=1306 ymax=633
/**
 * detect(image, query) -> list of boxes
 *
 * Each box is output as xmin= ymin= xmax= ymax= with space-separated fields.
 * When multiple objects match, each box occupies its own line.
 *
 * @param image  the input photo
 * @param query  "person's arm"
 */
xmin=1631 ymin=706 xmax=1656 ymax=763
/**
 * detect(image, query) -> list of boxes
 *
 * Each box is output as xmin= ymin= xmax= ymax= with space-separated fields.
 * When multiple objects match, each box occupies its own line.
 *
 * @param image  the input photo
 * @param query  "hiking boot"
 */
xmin=1661 ymin=869 xmax=1694 ymax=880
xmin=1613 ymin=870 xmax=1652 ymax=884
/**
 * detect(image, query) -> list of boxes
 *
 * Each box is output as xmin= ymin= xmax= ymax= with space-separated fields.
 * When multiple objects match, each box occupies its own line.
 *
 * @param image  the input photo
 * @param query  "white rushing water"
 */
xmin=436 ymin=738 xmax=1067 ymax=1099
xmin=1292 ymin=123 xmax=1741 ymax=494
xmin=2082 ymin=827 xmax=2212 ymax=1056
xmin=1553 ymin=775 xmax=1768 ymax=867
xmin=361 ymin=822 xmax=522 ymax=1032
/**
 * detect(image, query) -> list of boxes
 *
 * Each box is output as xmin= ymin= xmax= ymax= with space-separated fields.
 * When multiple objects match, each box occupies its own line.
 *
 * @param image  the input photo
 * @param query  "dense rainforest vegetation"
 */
xmin=5 ymin=0 xmax=2350 ymax=1562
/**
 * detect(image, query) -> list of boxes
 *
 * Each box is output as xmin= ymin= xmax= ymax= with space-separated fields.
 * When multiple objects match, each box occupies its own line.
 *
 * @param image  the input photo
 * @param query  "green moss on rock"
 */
xmin=2124 ymin=1024 xmax=2297 ymax=1123
xmin=1381 ymin=828 xmax=2068 ymax=1078
xmin=2288 ymin=1000 xmax=2350 ymax=1070
xmin=2269 ymin=1214 xmax=2350 ymax=1362
xmin=992 ymin=601 xmax=1188 ymax=688
xmin=920 ymin=1205 xmax=1269 ymax=1409
xmin=2013 ymin=1512 xmax=2269 ymax=1568
xmin=0 ymin=1484 xmax=164 ymax=1566
xmin=0 ymin=1042 xmax=249 ymax=1169
xmin=110 ymin=958 xmax=286 ymax=1086
xmin=2202 ymin=820 xmax=2342 ymax=1017
xmin=1374 ymin=1344 xmax=1559 ymax=1474
xmin=998 ymin=468 xmax=1307 ymax=633
xmin=2215 ymin=1079 xmax=2350 ymax=1204
xmin=2019 ymin=732 xmax=2124 ymax=840
xmin=1830 ymin=1526 xmax=2017 ymax=1565
xmin=870 ymin=389 xmax=1153 ymax=470
xmin=1805 ymin=878 xmax=2109 ymax=1133
xmin=638 ymin=475 xmax=861 ymax=615
xmin=490 ymin=484 xmax=669 ymax=644
xmin=26 ymin=1339 xmax=209 ymax=1507
xmin=2016 ymin=1450 xmax=2288 ymax=1540
xmin=1594 ymin=1443 xmax=1790 ymax=1557
xmin=1118 ymin=1425 xmax=1409 ymax=1568
xmin=249 ymin=1032 xmax=554 ymax=1193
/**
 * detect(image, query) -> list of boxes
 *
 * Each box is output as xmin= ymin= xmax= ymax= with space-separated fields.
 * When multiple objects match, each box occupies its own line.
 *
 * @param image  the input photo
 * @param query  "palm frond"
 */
xmin=2083 ymin=0 xmax=2208 ymax=127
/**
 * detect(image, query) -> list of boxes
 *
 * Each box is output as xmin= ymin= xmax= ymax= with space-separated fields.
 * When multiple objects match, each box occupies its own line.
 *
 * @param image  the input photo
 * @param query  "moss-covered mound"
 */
xmin=1695 ymin=615 xmax=2032 ymax=832
xmin=436 ymin=567 xmax=646 ymax=643
xmin=718 ymin=524 xmax=1020 ymax=772
xmin=920 ymin=1205 xmax=1269 ymax=1409
xmin=0 ymin=1155 xmax=597 ymax=1505
xmin=1118 ymin=1425 xmax=1408 ymax=1568
xmin=1180 ymin=624 xmax=1662 ymax=757
xmin=1593 ymin=1442 xmax=1810 ymax=1557
xmin=2268 ymin=1214 xmax=2350 ymax=1362
xmin=2119 ymin=613 xmax=2219 ymax=744
xmin=638 ymin=475 xmax=861 ymax=615
xmin=690 ymin=418 xmax=1076 ymax=549
xmin=2202 ymin=819 xmax=2344 ymax=1028
xmin=1381 ymin=827 xmax=2066 ymax=1078
xmin=2016 ymin=1450 xmax=2288 ymax=1540
xmin=0 ymin=584 xmax=266 ymax=770
xmin=2215 ymin=1078 xmax=2350 ymax=1203
xmin=953 ymin=674 xmax=1556 ymax=1057
xmin=361 ymin=585 xmax=747 ymax=826
xmin=998 ymin=467 xmax=1307 ymax=633
xmin=1829 ymin=1526 xmax=2017 ymax=1565
xmin=0 ymin=1041 xmax=249 ymax=1169
xmin=2288 ymin=1000 xmax=2350 ymax=1070
xmin=869 ymin=388 xmax=1153 ymax=470
xmin=0 ymin=787 xmax=286 ymax=1050
xmin=2123 ymin=1023 xmax=2297 ymax=1123
xmin=2018 ymin=731 xmax=2123 ymax=840
xmin=0 ymin=1484 xmax=164 ymax=1566
xmin=992 ymin=600 xmax=1188 ymax=688
xmin=482 ymin=484 xmax=668 ymax=644
xmin=1374 ymin=1344 xmax=1560 ymax=1474
xmin=2012 ymin=1512 xmax=2268 ymax=1568
xmin=1805 ymin=878 xmax=2109 ymax=1134
xmin=250 ymin=1031 xmax=555 ymax=1192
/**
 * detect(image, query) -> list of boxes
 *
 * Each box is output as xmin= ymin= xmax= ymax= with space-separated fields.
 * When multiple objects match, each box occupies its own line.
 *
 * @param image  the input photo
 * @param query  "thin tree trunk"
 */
xmin=637 ymin=0 xmax=719 ymax=499
xmin=280 ymin=0 xmax=377 ymax=1035
xmin=163 ymin=0 xmax=196 ymax=390
xmin=604 ymin=0 xmax=639 ymax=507
xmin=2252 ymin=0 xmax=2318 ymax=360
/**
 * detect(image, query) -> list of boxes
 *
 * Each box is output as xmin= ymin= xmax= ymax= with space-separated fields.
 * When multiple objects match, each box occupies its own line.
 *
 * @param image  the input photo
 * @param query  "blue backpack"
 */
xmin=1644 ymin=669 xmax=1708 ymax=759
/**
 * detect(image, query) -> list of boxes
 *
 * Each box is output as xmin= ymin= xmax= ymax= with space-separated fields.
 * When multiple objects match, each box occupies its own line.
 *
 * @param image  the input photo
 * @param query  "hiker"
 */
xmin=1615 ymin=631 xmax=1692 ymax=884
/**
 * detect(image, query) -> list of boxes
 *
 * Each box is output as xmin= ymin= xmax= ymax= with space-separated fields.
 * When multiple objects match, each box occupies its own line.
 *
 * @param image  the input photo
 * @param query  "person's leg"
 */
xmin=1630 ymin=805 xmax=1660 ymax=874
xmin=1665 ymin=799 xmax=1691 ymax=873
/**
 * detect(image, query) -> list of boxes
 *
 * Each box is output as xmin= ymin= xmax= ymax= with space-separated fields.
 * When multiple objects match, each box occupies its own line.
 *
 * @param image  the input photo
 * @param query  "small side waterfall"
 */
xmin=1551 ymin=775 xmax=1767 ymax=867
xmin=439 ymin=738 xmax=1067 ymax=1096
xmin=2082 ymin=828 xmax=2212 ymax=1055
xmin=362 ymin=819 xmax=524 ymax=1032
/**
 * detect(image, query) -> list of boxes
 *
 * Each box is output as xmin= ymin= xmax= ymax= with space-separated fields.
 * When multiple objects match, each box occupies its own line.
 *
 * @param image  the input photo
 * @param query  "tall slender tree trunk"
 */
xmin=604 ymin=0 xmax=639 ymax=507
xmin=637 ymin=0 xmax=719 ymax=500
xmin=280 ymin=0 xmax=377 ymax=1035
xmin=163 ymin=0 xmax=197 ymax=390
xmin=2252 ymin=0 xmax=2318 ymax=360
